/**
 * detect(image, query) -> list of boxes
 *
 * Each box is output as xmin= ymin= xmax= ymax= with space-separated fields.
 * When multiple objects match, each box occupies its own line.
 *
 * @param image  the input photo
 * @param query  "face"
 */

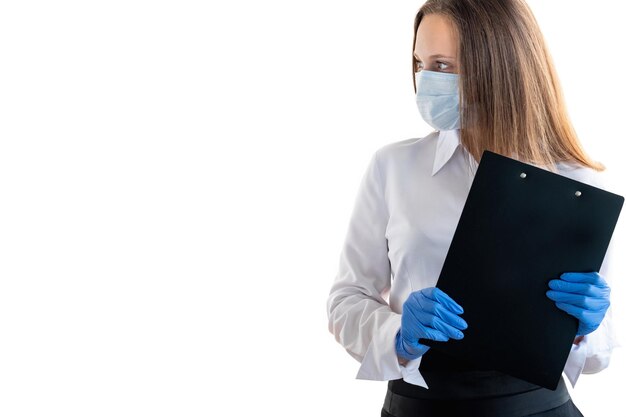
xmin=413 ymin=14 xmax=459 ymax=74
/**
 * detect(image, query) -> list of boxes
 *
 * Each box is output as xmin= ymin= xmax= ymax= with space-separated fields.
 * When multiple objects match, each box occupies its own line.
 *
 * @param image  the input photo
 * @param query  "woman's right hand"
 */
xmin=395 ymin=287 xmax=468 ymax=361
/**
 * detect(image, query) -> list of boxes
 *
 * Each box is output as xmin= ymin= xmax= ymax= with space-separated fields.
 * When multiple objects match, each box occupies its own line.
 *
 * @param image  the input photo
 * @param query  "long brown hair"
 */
xmin=412 ymin=0 xmax=605 ymax=172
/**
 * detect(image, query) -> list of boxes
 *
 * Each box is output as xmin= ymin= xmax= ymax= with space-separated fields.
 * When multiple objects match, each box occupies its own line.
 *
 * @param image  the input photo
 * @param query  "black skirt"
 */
xmin=380 ymin=349 xmax=584 ymax=417
xmin=381 ymin=400 xmax=584 ymax=417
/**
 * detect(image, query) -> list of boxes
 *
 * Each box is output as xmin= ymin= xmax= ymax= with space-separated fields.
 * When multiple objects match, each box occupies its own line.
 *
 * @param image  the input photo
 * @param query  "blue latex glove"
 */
xmin=546 ymin=271 xmax=611 ymax=336
xmin=395 ymin=287 xmax=468 ymax=361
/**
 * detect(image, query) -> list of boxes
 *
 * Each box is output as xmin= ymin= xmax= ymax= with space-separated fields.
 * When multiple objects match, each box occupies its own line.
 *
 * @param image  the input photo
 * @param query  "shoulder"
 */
xmin=372 ymin=131 xmax=439 ymax=169
xmin=556 ymin=161 xmax=608 ymax=190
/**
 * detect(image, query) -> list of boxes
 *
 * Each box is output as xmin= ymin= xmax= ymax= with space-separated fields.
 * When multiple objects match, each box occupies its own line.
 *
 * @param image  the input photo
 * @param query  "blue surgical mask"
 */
xmin=415 ymin=70 xmax=461 ymax=131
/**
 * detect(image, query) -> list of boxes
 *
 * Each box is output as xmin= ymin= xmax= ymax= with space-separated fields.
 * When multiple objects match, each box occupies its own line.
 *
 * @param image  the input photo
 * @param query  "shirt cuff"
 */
xmin=355 ymin=313 xmax=429 ymax=388
xmin=355 ymin=313 xmax=402 ymax=381
xmin=401 ymin=356 xmax=429 ymax=388
xmin=563 ymin=337 xmax=588 ymax=387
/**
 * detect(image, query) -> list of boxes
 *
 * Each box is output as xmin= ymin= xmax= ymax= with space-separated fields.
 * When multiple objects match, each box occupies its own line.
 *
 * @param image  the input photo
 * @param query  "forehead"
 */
xmin=414 ymin=13 xmax=458 ymax=58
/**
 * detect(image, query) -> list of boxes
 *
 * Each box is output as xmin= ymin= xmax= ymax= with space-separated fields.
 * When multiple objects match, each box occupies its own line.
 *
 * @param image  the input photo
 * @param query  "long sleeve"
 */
xmin=562 ymin=228 xmax=618 ymax=387
xmin=326 ymin=149 xmax=423 ymax=383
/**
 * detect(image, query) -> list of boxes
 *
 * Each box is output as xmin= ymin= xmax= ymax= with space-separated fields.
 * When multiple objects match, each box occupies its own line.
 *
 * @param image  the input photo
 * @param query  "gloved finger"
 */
xmin=422 ymin=287 xmax=464 ymax=314
xmin=415 ymin=310 xmax=464 ymax=340
xmin=411 ymin=292 xmax=467 ymax=329
xmin=553 ymin=301 xmax=585 ymax=321
xmin=403 ymin=318 xmax=450 ymax=344
xmin=554 ymin=301 xmax=608 ymax=323
xmin=548 ymin=279 xmax=609 ymax=297
xmin=555 ymin=302 xmax=606 ymax=332
xmin=432 ymin=302 xmax=468 ymax=330
xmin=546 ymin=290 xmax=610 ymax=310
xmin=560 ymin=272 xmax=607 ymax=287
xmin=415 ymin=325 xmax=451 ymax=343
xmin=431 ymin=316 xmax=465 ymax=340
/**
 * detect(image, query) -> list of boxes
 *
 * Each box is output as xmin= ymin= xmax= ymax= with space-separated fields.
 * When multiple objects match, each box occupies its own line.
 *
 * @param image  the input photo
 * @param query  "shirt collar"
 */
xmin=431 ymin=129 xmax=461 ymax=176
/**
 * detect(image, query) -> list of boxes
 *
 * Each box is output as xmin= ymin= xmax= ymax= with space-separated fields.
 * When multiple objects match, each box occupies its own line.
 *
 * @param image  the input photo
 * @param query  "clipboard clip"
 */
xmin=519 ymin=171 xmax=582 ymax=197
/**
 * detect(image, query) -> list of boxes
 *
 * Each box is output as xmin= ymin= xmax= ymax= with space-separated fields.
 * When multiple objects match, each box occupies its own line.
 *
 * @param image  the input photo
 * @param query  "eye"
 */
xmin=415 ymin=60 xmax=424 ymax=71
xmin=436 ymin=61 xmax=449 ymax=71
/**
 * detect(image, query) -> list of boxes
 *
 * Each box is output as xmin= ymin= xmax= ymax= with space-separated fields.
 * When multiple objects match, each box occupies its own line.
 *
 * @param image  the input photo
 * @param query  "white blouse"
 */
xmin=326 ymin=128 xmax=617 ymax=389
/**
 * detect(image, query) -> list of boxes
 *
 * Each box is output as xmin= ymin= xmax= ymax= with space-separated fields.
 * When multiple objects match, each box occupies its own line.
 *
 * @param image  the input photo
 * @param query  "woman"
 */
xmin=326 ymin=1 xmax=616 ymax=416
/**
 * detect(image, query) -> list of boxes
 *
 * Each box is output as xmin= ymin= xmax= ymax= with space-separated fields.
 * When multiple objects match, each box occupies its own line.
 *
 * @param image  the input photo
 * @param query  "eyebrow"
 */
xmin=413 ymin=53 xmax=456 ymax=60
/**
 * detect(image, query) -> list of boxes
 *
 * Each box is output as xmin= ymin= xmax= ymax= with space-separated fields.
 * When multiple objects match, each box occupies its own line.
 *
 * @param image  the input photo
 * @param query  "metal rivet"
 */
xmin=575 ymin=191 xmax=582 ymax=197
xmin=520 ymin=172 xmax=527 ymax=178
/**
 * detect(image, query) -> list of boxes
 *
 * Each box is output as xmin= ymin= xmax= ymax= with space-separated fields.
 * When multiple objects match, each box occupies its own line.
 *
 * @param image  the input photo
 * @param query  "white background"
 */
xmin=0 ymin=1 xmax=623 ymax=416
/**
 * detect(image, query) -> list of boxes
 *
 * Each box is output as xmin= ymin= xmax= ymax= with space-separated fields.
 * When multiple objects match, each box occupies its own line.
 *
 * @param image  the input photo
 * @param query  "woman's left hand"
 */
xmin=546 ymin=271 xmax=611 ymax=336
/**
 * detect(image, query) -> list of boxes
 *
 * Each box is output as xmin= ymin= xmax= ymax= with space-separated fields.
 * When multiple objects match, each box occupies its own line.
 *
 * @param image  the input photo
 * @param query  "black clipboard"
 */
xmin=419 ymin=150 xmax=624 ymax=390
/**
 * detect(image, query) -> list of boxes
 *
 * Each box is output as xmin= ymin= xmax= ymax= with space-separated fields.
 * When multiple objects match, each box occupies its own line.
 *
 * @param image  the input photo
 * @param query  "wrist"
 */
xmin=395 ymin=330 xmax=425 ymax=361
